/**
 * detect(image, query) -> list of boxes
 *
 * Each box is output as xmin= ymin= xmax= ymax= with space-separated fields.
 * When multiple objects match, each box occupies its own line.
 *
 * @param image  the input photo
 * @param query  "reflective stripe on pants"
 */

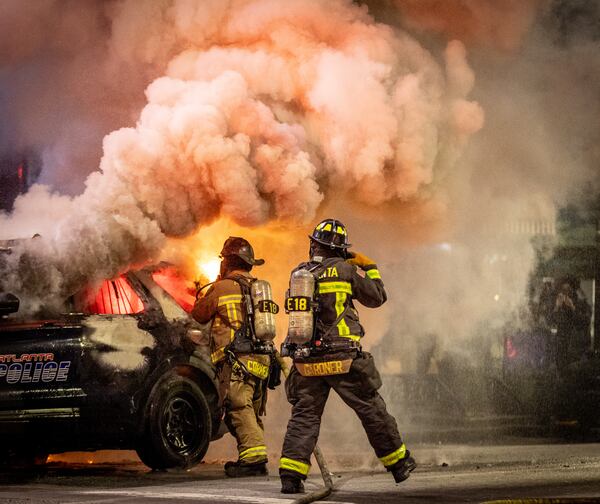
xmin=240 ymin=445 xmax=268 ymax=461
xmin=379 ymin=444 xmax=407 ymax=467
xmin=279 ymin=457 xmax=310 ymax=476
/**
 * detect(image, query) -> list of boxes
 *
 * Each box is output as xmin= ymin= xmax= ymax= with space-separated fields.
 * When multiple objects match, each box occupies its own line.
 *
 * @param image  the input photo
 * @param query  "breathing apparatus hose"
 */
xmin=275 ymin=352 xmax=335 ymax=504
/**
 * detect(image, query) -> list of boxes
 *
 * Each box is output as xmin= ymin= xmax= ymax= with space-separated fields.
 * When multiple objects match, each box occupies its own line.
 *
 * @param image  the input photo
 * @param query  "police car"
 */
xmin=0 ymin=262 xmax=221 ymax=470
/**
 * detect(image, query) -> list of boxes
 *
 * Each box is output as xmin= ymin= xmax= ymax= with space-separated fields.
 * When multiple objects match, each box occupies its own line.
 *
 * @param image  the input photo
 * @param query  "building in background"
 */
xmin=0 ymin=151 xmax=41 ymax=211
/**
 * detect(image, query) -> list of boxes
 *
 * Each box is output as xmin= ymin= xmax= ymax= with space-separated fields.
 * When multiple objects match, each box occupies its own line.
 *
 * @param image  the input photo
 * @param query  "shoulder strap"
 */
xmin=319 ymin=304 xmax=351 ymax=341
xmin=310 ymin=257 xmax=350 ymax=340
xmin=222 ymin=274 xmax=256 ymax=339
xmin=225 ymin=273 xmax=255 ymax=292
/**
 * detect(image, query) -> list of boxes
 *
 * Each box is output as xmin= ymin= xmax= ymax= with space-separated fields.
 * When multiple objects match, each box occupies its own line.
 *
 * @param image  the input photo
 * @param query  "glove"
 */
xmin=346 ymin=251 xmax=376 ymax=269
xmin=267 ymin=357 xmax=282 ymax=390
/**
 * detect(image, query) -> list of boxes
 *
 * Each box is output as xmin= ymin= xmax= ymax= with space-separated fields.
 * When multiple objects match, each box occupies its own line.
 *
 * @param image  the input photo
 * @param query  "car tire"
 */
xmin=136 ymin=371 xmax=212 ymax=470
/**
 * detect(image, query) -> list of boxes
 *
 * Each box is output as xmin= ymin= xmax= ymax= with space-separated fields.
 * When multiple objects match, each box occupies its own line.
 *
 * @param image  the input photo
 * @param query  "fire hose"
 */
xmin=276 ymin=353 xmax=336 ymax=504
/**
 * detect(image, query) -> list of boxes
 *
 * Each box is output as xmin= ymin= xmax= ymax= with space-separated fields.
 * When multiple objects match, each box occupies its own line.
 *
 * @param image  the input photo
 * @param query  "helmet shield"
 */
xmin=309 ymin=219 xmax=351 ymax=249
xmin=220 ymin=237 xmax=265 ymax=266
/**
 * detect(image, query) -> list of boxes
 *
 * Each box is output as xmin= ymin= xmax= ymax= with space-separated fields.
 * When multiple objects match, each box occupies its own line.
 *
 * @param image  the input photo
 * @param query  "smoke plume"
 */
xmin=1 ymin=0 xmax=599 ymax=468
xmin=0 ymin=0 xmax=482 ymax=312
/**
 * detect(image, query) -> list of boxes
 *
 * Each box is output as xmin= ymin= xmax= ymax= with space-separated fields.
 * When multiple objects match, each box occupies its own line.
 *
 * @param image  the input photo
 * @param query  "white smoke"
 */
xmin=0 ymin=0 xmax=482 ymax=312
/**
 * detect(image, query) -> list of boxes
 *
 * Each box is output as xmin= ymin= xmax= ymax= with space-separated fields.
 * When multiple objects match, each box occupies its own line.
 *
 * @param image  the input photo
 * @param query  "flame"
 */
xmin=197 ymin=258 xmax=221 ymax=283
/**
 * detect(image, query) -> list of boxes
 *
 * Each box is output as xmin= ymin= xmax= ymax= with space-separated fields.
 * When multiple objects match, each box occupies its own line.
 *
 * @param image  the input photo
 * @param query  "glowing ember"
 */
xmin=197 ymin=258 xmax=220 ymax=283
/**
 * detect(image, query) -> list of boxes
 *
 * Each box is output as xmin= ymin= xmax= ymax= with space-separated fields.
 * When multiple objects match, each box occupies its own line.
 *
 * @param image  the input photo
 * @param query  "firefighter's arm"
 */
xmin=346 ymin=260 xmax=387 ymax=308
xmin=347 ymin=251 xmax=376 ymax=269
xmin=191 ymin=286 xmax=218 ymax=324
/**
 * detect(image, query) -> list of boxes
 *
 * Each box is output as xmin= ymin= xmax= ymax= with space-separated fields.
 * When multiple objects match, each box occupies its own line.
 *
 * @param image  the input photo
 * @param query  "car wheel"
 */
xmin=136 ymin=371 xmax=212 ymax=470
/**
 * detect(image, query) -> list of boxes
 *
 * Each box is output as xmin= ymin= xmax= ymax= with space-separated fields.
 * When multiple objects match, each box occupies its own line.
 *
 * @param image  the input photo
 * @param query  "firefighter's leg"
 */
xmin=331 ymin=352 xmax=416 ymax=480
xmin=252 ymin=379 xmax=265 ymax=432
xmin=225 ymin=370 xmax=268 ymax=467
xmin=279 ymin=366 xmax=330 ymax=481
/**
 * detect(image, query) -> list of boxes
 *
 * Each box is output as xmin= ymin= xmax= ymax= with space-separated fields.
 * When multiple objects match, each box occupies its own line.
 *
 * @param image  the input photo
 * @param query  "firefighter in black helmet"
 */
xmin=192 ymin=237 xmax=275 ymax=478
xmin=278 ymin=219 xmax=416 ymax=494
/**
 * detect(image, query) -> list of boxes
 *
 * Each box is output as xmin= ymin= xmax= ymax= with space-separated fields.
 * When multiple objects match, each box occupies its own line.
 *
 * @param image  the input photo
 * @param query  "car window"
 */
xmin=74 ymin=276 xmax=144 ymax=315
xmin=151 ymin=269 xmax=195 ymax=313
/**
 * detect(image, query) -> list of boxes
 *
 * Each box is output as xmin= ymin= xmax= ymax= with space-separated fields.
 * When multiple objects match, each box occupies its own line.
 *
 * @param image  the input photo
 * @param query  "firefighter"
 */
xmin=192 ymin=237 xmax=274 ymax=478
xmin=278 ymin=219 xmax=416 ymax=494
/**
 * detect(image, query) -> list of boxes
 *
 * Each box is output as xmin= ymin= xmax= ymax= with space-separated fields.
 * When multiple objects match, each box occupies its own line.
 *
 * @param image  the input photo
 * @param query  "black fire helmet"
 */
xmin=220 ymin=237 xmax=265 ymax=266
xmin=309 ymin=219 xmax=351 ymax=249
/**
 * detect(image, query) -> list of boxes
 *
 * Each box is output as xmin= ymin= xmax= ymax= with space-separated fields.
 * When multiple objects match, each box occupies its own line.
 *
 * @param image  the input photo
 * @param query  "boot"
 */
xmin=389 ymin=452 xmax=417 ymax=484
xmin=280 ymin=475 xmax=305 ymax=494
xmin=224 ymin=460 xmax=268 ymax=478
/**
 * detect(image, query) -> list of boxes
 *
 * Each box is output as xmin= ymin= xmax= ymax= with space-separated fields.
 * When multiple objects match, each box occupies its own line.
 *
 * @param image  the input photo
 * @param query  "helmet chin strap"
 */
xmin=310 ymin=240 xmax=347 ymax=260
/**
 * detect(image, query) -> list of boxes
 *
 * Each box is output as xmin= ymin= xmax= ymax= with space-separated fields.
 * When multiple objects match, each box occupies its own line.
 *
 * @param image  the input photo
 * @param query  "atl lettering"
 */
xmin=318 ymin=267 xmax=338 ymax=279
xmin=0 ymin=353 xmax=55 ymax=363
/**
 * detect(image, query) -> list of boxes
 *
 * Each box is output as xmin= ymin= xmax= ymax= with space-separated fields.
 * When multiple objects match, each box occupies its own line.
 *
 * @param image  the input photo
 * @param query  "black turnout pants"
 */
xmin=279 ymin=352 xmax=406 ymax=479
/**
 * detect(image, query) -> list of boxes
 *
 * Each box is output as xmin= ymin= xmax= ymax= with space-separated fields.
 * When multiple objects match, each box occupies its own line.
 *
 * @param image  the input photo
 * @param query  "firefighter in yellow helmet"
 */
xmin=192 ymin=237 xmax=279 ymax=477
xmin=278 ymin=219 xmax=416 ymax=493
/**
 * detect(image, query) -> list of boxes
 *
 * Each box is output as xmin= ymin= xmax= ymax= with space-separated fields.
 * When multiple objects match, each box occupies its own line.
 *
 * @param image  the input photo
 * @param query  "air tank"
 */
xmin=287 ymin=269 xmax=315 ymax=345
xmin=251 ymin=280 xmax=276 ymax=341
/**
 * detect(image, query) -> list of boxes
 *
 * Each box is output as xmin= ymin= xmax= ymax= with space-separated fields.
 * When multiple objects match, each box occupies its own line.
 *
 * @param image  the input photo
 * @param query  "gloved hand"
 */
xmin=346 ymin=251 xmax=376 ymax=269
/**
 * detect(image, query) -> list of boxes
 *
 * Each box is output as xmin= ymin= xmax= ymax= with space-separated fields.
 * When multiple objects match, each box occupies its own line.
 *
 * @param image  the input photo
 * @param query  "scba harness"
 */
xmin=282 ymin=257 xmax=361 ymax=374
xmin=201 ymin=275 xmax=282 ymax=388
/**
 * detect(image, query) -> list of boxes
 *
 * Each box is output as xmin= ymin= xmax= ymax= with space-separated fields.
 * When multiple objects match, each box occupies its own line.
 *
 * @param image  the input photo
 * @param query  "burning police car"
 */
xmin=0 ymin=261 xmax=222 ymax=470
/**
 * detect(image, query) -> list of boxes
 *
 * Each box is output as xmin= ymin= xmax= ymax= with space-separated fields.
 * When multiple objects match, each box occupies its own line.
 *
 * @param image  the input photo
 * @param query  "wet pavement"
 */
xmin=0 ymin=441 xmax=599 ymax=503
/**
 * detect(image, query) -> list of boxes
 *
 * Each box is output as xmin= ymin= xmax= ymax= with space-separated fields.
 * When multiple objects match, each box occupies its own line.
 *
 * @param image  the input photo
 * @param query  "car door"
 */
xmin=73 ymin=275 xmax=159 ymax=428
xmin=0 ymin=316 xmax=86 ymax=421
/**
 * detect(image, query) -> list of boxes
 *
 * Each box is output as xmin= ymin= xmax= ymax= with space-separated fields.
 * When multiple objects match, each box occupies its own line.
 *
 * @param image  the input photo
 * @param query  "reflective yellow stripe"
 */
xmin=340 ymin=334 xmax=361 ymax=342
xmin=335 ymin=292 xmax=350 ymax=336
xmin=336 ymin=225 xmax=346 ymax=235
xmin=279 ymin=457 xmax=310 ymax=475
xmin=221 ymin=300 xmax=240 ymax=342
xmin=366 ymin=269 xmax=381 ymax=280
xmin=322 ymin=223 xmax=332 ymax=232
xmin=226 ymin=302 xmax=237 ymax=325
xmin=218 ymin=294 xmax=242 ymax=306
xmin=211 ymin=346 xmax=226 ymax=363
xmin=379 ymin=444 xmax=407 ymax=467
xmin=240 ymin=445 xmax=267 ymax=460
xmin=318 ymin=281 xmax=352 ymax=295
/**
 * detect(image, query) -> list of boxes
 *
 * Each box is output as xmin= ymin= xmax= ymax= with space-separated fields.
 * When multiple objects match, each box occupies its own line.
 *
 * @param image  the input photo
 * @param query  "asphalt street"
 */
xmin=0 ymin=441 xmax=599 ymax=504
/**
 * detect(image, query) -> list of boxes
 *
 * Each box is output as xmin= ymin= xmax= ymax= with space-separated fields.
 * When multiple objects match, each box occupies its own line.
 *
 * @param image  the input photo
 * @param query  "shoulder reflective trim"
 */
xmin=219 ymin=295 xmax=242 ymax=329
xmin=379 ymin=444 xmax=407 ymax=467
xmin=335 ymin=292 xmax=351 ymax=336
xmin=366 ymin=269 xmax=381 ymax=280
xmin=240 ymin=445 xmax=267 ymax=460
xmin=211 ymin=346 xmax=226 ymax=364
xmin=318 ymin=281 xmax=352 ymax=295
xmin=218 ymin=294 xmax=243 ymax=306
xmin=279 ymin=457 xmax=310 ymax=475
xmin=225 ymin=303 xmax=236 ymax=326
xmin=339 ymin=334 xmax=361 ymax=342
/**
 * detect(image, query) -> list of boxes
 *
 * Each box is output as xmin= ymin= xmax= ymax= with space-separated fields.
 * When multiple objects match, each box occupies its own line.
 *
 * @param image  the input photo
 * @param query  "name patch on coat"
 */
xmin=246 ymin=359 xmax=269 ymax=380
xmin=295 ymin=359 xmax=352 ymax=377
